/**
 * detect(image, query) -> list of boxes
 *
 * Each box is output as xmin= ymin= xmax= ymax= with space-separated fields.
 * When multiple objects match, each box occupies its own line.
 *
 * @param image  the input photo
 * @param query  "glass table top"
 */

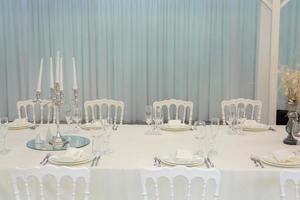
xmin=26 ymin=135 xmax=90 ymax=151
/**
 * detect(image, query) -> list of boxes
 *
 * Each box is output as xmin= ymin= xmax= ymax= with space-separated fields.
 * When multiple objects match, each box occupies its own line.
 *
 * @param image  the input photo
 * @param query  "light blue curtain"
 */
xmin=0 ymin=0 xmax=259 ymax=122
xmin=278 ymin=0 xmax=300 ymax=109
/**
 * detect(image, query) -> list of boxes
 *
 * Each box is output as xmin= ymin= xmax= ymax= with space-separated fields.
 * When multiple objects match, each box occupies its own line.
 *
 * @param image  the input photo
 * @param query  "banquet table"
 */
xmin=0 ymin=124 xmax=299 ymax=200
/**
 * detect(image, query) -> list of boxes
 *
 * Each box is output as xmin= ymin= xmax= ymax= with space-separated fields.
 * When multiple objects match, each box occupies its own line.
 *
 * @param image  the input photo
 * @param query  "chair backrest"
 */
xmin=280 ymin=170 xmax=300 ymax=200
xmin=221 ymin=98 xmax=262 ymax=123
xmin=84 ymin=99 xmax=125 ymax=125
xmin=11 ymin=166 xmax=90 ymax=200
xmin=17 ymin=99 xmax=55 ymax=124
xmin=153 ymin=99 xmax=193 ymax=125
xmin=140 ymin=167 xmax=221 ymax=200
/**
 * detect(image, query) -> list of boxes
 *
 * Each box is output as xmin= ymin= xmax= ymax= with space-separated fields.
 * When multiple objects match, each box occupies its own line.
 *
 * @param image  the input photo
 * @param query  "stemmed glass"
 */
xmin=207 ymin=118 xmax=220 ymax=156
xmin=193 ymin=121 xmax=207 ymax=156
xmin=100 ymin=117 xmax=113 ymax=154
xmin=145 ymin=105 xmax=153 ymax=134
xmin=153 ymin=107 xmax=163 ymax=135
xmin=0 ymin=117 xmax=10 ymax=155
xmin=72 ymin=108 xmax=82 ymax=130
xmin=64 ymin=104 xmax=73 ymax=132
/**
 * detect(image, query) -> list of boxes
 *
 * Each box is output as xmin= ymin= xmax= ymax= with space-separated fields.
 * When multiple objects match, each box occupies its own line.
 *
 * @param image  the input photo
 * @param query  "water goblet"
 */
xmin=72 ymin=108 xmax=82 ymax=129
xmin=145 ymin=105 xmax=153 ymax=134
xmin=193 ymin=121 xmax=206 ymax=156
xmin=153 ymin=107 xmax=163 ymax=135
xmin=64 ymin=104 xmax=73 ymax=132
xmin=0 ymin=117 xmax=10 ymax=155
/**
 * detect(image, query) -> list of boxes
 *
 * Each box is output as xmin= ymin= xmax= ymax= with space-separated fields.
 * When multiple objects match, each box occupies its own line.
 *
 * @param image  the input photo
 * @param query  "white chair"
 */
xmin=140 ymin=167 xmax=221 ymax=200
xmin=153 ymin=99 xmax=193 ymax=125
xmin=221 ymin=98 xmax=262 ymax=123
xmin=11 ymin=166 xmax=90 ymax=200
xmin=17 ymin=99 xmax=55 ymax=124
xmin=280 ymin=170 xmax=300 ymax=200
xmin=84 ymin=99 xmax=125 ymax=125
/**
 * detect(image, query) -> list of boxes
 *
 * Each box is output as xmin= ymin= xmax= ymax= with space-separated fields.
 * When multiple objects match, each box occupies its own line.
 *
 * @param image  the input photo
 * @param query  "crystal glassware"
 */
xmin=206 ymin=125 xmax=220 ymax=156
xmin=193 ymin=120 xmax=206 ymax=156
xmin=145 ymin=105 xmax=153 ymax=134
xmin=72 ymin=108 xmax=82 ymax=129
xmin=0 ymin=117 xmax=10 ymax=155
xmin=153 ymin=107 xmax=163 ymax=135
xmin=64 ymin=104 xmax=73 ymax=132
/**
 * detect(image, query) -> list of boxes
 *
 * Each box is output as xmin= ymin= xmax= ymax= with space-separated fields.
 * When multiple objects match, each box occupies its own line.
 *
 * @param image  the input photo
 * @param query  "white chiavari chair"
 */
xmin=11 ymin=166 xmax=90 ymax=200
xmin=84 ymin=99 xmax=124 ymax=125
xmin=221 ymin=98 xmax=262 ymax=123
xmin=17 ymin=99 xmax=55 ymax=124
xmin=280 ymin=170 xmax=300 ymax=200
xmin=153 ymin=99 xmax=193 ymax=125
xmin=140 ymin=167 xmax=221 ymax=200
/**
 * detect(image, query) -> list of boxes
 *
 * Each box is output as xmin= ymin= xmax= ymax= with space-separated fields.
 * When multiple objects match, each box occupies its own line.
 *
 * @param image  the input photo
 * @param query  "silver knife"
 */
xmin=204 ymin=158 xmax=210 ymax=168
xmin=91 ymin=156 xmax=97 ymax=167
xmin=207 ymin=157 xmax=214 ymax=168
xmin=40 ymin=153 xmax=51 ymax=165
xmin=95 ymin=155 xmax=101 ymax=166
xmin=42 ymin=154 xmax=51 ymax=166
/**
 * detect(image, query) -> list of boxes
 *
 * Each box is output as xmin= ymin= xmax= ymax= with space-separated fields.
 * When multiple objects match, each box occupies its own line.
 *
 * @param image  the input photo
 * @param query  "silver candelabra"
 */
xmin=49 ymin=82 xmax=66 ymax=148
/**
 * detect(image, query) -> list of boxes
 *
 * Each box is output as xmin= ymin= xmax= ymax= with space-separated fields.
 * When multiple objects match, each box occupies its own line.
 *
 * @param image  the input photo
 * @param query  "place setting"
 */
xmin=250 ymin=149 xmax=300 ymax=168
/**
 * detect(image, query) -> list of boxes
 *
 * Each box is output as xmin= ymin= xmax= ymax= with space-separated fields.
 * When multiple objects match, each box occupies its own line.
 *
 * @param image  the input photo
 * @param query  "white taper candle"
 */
xmin=60 ymin=57 xmax=63 ymax=91
xmin=72 ymin=57 xmax=78 ymax=90
xmin=36 ymin=58 xmax=43 ymax=92
xmin=50 ymin=56 xmax=54 ymax=89
xmin=56 ymin=51 xmax=60 ymax=83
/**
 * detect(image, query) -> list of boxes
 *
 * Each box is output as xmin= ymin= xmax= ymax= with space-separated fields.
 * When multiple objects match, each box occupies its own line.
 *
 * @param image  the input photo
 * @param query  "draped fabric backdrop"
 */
xmin=0 ymin=0 xmax=259 ymax=123
xmin=278 ymin=0 xmax=300 ymax=110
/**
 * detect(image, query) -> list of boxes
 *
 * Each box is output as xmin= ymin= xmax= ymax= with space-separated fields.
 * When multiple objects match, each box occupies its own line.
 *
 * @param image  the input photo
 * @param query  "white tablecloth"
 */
xmin=0 ymin=125 xmax=298 ymax=200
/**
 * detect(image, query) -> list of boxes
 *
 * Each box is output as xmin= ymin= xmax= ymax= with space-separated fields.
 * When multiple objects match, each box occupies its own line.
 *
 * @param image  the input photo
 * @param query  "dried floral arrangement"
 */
xmin=279 ymin=67 xmax=300 ymax=104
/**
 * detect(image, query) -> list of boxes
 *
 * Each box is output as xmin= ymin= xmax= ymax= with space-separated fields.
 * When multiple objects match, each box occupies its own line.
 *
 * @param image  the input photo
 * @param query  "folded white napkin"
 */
xmin=62 ymin=147 xmax=84 ymax=161
xmin=243 ymin=120 xmax=267 ymax=129
xmin=10 ymin=118 xmax=29 ymax=126
xmin=272 ymin=149 xmax=300 ymax=163
xmin=176 ymin=149 xmax=194 ymax=161
xmin=168 ymin=120 xmax=183 ymax=128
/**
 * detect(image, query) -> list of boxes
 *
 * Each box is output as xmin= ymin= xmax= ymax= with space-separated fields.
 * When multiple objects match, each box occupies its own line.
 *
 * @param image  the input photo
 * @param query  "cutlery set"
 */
xmin=250 ymin=155 xmax=264 ymax=168
xmin=40 ymin=153 xmax=51 ymax=166
xmin=205 ymin=156 xmax=214 ymax=168
xmin=91 ymin=155 xmax=101 ymax=167
xmin=153 ymin=157 xmax=161 ymax=167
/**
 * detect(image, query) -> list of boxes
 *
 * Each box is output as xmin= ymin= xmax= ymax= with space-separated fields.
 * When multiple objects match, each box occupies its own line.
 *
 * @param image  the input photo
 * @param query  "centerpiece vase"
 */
xmin=283 ymin=102 xmax=299 ymax=145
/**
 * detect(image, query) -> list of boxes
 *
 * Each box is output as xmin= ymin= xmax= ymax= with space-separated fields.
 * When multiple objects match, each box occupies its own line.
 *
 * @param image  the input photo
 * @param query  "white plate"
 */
xmin=80 ymin=123 xmax=103 ymax=130
xmin=160 ymin=124 xmax=191 ymax=132
xmin=49 ymin=153 xmax=93 ymax=166
xmin=159 ymin=153 xmax=204 ymax=167
xmin=261 ymin=155 xmax=300 ymax=168
xmin=7 ymin=122 xmax=35 ymax=130
xmin=243 ymin=127 xmax=269 ymax=132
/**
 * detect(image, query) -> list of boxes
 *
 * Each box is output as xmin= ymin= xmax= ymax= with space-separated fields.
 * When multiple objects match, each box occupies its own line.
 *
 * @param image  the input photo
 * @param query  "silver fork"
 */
xmin=253 ymin=156 xmax=264 ymax=168
xmin=91 ymin=155 xmax=98 ymax=167
xmin=250 ymin=156 xmax=259 ymax=167
xmin=40 ymin=153 xmax=51 ymax=165
xmin=207 ymin=156 xmax=214 ymax=168
xmin=204 ymin=158 xmax=210 ymax=168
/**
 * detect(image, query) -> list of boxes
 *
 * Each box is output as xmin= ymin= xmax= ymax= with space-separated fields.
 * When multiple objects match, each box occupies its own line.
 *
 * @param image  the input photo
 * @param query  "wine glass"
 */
xmin=210 ymin=117 xmax=220 ymax=125
xmin=207 ymin=125 xmax=220 ymax=156
xmin=64 ymin=104 xmax=73 ymax=132
xmin=153 ymin=107 xmax=163 ymax=135
xmin=193 ymin=121 xmax=206 ymax=156
xmin=0 ymin=117 xmax=10 ymax=155
xmin=145 ymin=105 xmax=153 ymax=134
xmin=72 ymin=108 xmax=82 ymax=129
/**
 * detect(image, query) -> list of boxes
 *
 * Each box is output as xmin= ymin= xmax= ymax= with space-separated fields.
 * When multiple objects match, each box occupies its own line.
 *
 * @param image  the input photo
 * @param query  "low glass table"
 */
xmin=26 ymin=135 xmax=90 ymax=151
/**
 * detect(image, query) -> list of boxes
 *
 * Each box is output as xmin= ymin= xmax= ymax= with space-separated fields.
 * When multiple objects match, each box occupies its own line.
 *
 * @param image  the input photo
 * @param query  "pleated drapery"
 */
xmin=0 ymin=0 xmax=259 ymax=122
